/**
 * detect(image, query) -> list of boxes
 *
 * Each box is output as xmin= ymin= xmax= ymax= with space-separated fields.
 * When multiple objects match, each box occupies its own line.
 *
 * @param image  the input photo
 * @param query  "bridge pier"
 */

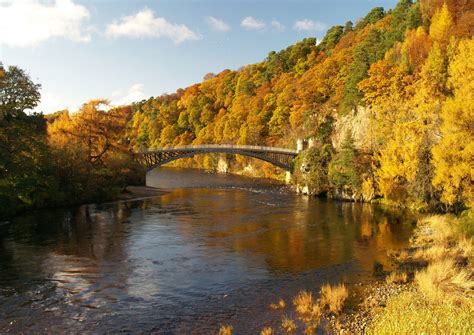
xmin=217 ymin=154 xmax=229 ymax=174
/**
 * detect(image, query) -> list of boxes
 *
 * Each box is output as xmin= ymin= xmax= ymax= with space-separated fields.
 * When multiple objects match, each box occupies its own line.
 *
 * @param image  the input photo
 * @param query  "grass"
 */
xmin=320 ymin=283 xmax=349 ymax=314
xmin=269 ymin=298 xmax=286 ymax=310
xmin=368 ymin=290 xmax=474 ymax=335
xmin=281 ymin=315 xmax=297 ymax=333
xmin=415 ymin=258 xmax=474 ymax=304
xmin=214 ymin=214 xmax=473 ymax=334
xmin=218 ymin=325 xmax=233 ymax=335
xmin=368 ymin=213 xmax=474 ymax=334
xmin=260 ymin=327 xmax=273 ymax=335
xmin=386 ymin=271 xmax=408 ymax=284
xmin=292 ymin=290 xmax=322 ymax=334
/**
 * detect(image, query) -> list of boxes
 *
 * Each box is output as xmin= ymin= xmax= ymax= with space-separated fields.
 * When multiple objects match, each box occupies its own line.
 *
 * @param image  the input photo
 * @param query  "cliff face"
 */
xmin=294 ymin=106 xmax=374 ymax=202
xmin=331 ymin=106 xmax=372 ymax=152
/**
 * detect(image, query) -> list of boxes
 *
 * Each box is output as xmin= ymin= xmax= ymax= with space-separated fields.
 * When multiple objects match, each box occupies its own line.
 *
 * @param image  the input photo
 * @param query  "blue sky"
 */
xmin=0 ymin=0 xmax=399 ymax=114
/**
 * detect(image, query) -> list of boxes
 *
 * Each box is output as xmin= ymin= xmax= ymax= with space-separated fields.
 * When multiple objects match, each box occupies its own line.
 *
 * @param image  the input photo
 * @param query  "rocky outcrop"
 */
xmin=331 ymin=106 xmax=372 ymax=151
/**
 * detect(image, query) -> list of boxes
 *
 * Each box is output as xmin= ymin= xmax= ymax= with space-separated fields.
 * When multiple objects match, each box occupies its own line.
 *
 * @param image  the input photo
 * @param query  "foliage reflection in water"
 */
xmin=0 ymin=168 xmax=415 ymax=333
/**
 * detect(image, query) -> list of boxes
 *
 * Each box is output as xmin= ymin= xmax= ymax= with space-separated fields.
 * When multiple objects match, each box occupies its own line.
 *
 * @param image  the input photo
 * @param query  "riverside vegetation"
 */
xmin=217 ymin=213 xmax=473 ymax=334
xmin=0 ymin=67 xmax=144 ymax=218
xmin=1 ymin=0 xmax=472 ymax=216
xmin=1 ymin=0 xmax=473 ymax=333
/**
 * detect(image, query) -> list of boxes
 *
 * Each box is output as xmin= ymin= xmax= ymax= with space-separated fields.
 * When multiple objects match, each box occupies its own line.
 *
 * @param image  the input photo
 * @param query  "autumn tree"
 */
xmin=429 ymin=3 xmax=454 ymax=47
xmin=432 ymin=38 xmax=474 ymax=209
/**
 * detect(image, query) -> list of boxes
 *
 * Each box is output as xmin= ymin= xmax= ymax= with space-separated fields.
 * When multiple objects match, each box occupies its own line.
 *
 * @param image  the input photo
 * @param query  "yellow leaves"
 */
xmin=432 ymin=38 xmax=474 ymax=207
xmin=359 ymin=59 xmax=413 ymax=109
xmin=400 ymin=27 xmax=433 ymax=71
xmin=429 ymin=3 xmax=454 ymax=46
xmin=376 ymin=122 xmax=424 ymax=200
xmin=48 ymin=99 xmax=128 ymax=164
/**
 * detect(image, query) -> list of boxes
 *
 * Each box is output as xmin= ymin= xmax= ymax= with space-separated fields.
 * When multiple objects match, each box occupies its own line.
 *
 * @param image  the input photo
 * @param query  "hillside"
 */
xmin=2 ymin=0 xmax=473 ymax=217
xmin=125 ymin=0 xmax=474 ymax=211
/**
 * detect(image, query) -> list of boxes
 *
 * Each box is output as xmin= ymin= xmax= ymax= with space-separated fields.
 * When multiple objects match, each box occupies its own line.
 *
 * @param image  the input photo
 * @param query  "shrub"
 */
xmin=292 ymin=290 xmax=322 ymax=332
xmin=293 ymin=290 xmax=314 ymax=321
xmin=281 ymin=315 xmax=297 ymax=333
xmin=270 ymin=298 xmax=286 ymax=310
xmin=415 ymin=259 xmax=474 ymax=304
xmin=218 ymin=325 xmax=233 ymax=335
xmin=320 ymin=283 xmax=349 ymax=314
xmin=260 ymin=327 xmax=273 ymax=335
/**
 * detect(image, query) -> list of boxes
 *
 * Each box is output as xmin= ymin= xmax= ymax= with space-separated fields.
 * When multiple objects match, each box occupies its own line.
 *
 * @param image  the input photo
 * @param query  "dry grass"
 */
xmin=269 ymin=298 xmax=286 ymax=310
xmin=386 ymin=271 xmax=408 ymax=285
xmin=397 ymin=250 xmax=410 ymax=263
xmin=415 ymin=258 xmax=474 ymax=303
xmin=281 ymin=315 xmax=297 ymax=333
xmin=368 ymin=290 xmax=474 ymax=335
xmin=260 ymin=327 xmax=273 ymax=335
xmin=457 ymin=237 xmax=474 ymax=259
xmin=320 ymin=283 xmax=349 ymax=314
xmin=218 ymin=325 xmax=233 ymax=335
xmin=413 ymin=215 xmax=456 ymax=245
xmin=410 ymin=215 xmax=474 ymax=304
xmin=292 ymin=290 xmax=322 ymax=333
xmin=413 ymin=244 xmax=450 ymax=261
xmin=293 ymin=290 xmax=314 ymax=321
xmin=370 ymin=214 xmax=474 ymax=334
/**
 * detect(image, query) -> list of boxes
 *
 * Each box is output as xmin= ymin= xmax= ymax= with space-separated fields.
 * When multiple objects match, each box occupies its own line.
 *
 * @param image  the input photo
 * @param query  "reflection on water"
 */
xmin=0 ymin=168 xmax=415 ymax=333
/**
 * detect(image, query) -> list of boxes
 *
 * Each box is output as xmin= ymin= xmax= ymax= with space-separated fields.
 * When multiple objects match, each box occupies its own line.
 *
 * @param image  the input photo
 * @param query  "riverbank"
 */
xmin=221 ymin=212 xmax=473 ymax=334
xmin=331 ymin=212 xmax=474 ymax=334
xmin=0 ymin=185 xmax=165 ymax=223
xmin=117 ymin=185 xmax=168 ymax=200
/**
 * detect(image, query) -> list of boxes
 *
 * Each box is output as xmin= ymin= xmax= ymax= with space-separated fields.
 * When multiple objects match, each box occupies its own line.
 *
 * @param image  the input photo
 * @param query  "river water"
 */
xmin=0 ymin=168 xmax=415 ymax=333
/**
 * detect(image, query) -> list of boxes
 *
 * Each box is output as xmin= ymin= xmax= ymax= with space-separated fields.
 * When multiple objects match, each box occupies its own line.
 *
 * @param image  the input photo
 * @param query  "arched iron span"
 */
xmin=135 ymin=145 xmax=299 ymax=171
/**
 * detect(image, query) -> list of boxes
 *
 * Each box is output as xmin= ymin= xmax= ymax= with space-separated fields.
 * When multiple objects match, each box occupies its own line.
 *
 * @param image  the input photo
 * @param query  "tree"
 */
xmin=429 ymin=3 xmax=454 ymax=47
xmin=0 ymin=63 xmax=52 ymax=217
xmin=432 ymin=38 xmax=474 ymax=209
xmin=294 ymin=145 xmax=333 ymax=195
xmin=0 ymin=64 xmax=41 ymax=118
xmin=356 ymin=7 xmax=385 ymax=29
xmin=319 ymin=25 xmax=344 ymax=55
xmin=343 ymin=21 xmax=353 ymax=34
xmin=328 ymin=132 xmax=360 ymax=193
xmin=343 ymin=28 xmax=392 ymax=110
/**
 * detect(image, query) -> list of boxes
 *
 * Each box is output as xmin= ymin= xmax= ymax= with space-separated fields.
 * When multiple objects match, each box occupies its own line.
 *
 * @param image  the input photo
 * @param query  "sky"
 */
xmin=0 ymin=0 xmax=399 ymax=114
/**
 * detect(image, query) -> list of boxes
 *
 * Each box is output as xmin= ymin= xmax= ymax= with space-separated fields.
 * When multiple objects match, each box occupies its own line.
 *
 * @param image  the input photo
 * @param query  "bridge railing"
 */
xmin=136 ymin=144 xmax=298 ymax=155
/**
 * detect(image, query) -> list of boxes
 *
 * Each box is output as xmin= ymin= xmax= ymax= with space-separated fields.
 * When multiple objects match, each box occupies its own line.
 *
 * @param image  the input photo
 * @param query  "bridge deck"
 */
xmin=137 ymin=144 xmax=298 ymax=155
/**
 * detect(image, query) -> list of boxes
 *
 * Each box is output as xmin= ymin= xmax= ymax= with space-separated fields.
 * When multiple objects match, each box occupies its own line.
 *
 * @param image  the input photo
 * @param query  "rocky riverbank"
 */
xmin=326 ymin=213 xmax=474 ymax=334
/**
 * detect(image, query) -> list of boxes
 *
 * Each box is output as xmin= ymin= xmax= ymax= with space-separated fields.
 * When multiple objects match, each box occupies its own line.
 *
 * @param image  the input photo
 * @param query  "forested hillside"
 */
xmin=1 ymin=0 xmax=473 ymax=218
xmin=124 ymin=0 xmax=473 ymax=211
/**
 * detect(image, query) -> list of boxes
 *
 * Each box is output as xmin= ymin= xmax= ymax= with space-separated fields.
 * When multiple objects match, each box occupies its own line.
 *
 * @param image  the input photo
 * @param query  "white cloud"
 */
xmin=293 ymin=19 xmax=327 ymax=32
xmin=241 ymin=16 xmax=265 ymax=30
xmin=0 ymin=0 xmax=91 ymax=48
xmin=35 ymin=91 xmax=65 ymax=113
xmin=206 ymin=16 xmax=230 ymax=32
xmin=106 ymin=8 xmax=200 ymax=44
xmin=271 ymin=20 xmax=285 ymax=32
xmin=35 ymin=91 xmax=82 ymax=114
xmin=112 ymin=83 xmax=148 ymax=106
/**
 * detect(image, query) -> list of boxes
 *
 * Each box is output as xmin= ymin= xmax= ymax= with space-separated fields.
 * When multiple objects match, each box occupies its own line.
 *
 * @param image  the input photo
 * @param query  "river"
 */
xmin=0 ymin=168 xmax=415 ymax=333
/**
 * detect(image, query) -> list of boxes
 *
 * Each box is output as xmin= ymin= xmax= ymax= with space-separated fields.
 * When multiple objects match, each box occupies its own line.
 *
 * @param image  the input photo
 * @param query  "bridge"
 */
xmin=136 ymin=144 xmax=299 ymax=171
